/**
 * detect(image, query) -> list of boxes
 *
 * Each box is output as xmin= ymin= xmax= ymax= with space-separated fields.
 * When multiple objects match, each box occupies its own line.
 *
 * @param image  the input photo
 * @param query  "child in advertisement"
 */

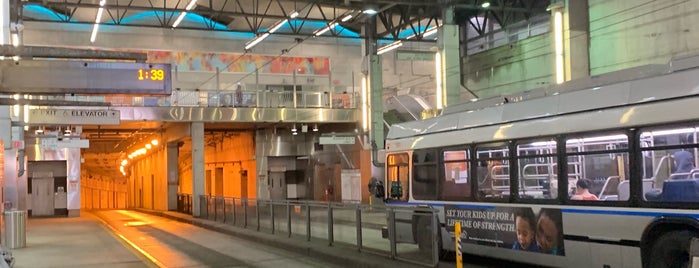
xmin=512 ymin=208 xmax=540 ymax=252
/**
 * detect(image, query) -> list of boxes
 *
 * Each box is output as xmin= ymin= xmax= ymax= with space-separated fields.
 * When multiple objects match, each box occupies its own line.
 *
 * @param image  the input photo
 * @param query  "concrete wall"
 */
xmin=589 ymin=0 xmax=699 ymax=75
xmin=464 ymin=33 xmax=554 ymax=98
xmin=129 ymin=146 xmax=168 ymax=210
xmin=463 ymin=0 xmax=699 ymax=98
xmin=203 ymin=131 xmax=257 ymax=198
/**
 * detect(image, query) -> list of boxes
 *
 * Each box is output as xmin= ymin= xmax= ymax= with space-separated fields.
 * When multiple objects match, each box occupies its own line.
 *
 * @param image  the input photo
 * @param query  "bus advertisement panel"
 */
xmin=445 ymin=205 xmax=565 ymax=256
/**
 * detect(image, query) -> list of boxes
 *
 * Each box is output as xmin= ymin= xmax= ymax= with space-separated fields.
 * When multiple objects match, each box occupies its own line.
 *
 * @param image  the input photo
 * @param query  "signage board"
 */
xmin=445 ymin=205 xmax=565 ymax=255
xmin=319 ymin=136 xmax=355 ymax=145
xmin=41 ymin=138 xmax=90 ymax=149
xmin=29 ymin=109 xmax=120 ymax=125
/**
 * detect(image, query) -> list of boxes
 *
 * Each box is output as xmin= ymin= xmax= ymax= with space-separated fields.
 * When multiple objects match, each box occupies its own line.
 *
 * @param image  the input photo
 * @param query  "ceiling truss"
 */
xmin=22 ymin=0 xmax=549 ymax=40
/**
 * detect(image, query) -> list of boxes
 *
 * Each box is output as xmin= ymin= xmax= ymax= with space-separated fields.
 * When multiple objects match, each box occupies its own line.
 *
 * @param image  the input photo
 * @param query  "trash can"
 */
xmin=4 ymin=210 xmax=26 ymax=249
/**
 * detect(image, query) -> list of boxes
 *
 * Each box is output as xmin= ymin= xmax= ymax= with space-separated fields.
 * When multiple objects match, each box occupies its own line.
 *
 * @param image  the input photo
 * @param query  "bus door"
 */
xmin=385 ymin=152 xmax=414 ymax=243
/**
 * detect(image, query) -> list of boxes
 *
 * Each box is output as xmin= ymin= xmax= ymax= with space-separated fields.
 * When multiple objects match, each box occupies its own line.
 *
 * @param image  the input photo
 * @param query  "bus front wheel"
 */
xmin=649 ymin=230 xmax=697 ymax=268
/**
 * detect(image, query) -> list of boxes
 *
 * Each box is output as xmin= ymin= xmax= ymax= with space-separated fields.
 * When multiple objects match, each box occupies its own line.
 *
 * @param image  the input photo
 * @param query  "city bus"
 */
xmin=379 ymin=56 xmax=699 ymax=268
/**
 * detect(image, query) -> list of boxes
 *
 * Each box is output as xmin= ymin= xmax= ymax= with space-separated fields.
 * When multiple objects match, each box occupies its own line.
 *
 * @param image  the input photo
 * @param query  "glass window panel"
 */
xmin=565 ymin=151 xmax=629 ymax=201
xmin=476 ymin=144 xmax=509 ymax=199
xmin=566 ymin=133 xmax=629 ymax=201
xmin=640 ymin=127 xmax=698 ymax=148
xmin=442 ymin=149 xmax=471 ymax=200
xmin=517 ymin=139 xmax=557 ymax=200
xmin=566 ymin=133 xmax=628 ymax=153
xmin=412 ymin=149 xmax=438 ymax=200
xmin=640 ymin=126 xmax=699 ymax=203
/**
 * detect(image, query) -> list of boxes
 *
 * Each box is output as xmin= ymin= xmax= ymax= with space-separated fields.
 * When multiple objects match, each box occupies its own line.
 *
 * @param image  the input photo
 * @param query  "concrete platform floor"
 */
xmin=10 ymin=210 xmax=345 ymax=268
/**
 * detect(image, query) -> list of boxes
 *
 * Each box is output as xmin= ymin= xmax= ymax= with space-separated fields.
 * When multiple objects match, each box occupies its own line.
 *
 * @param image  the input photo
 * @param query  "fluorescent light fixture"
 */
xmin=90 ymin=24 xmax=100 ymax=43
xmin=151 ymin=139 xmax=159 ymax=146
xmin=172 ymin=12 xmax=187 ymax=28
xmin=341 ymin=14 xmax=353 ymax=22
xmin=642 ymin=128 xmax=696 ymax=137
xmin=289 ymin=11 xmax=299 ymax=18
xmin=423 ymin=26 xmax=439 ymax=38
xmin=172 ymin=0 xmax=197 ymax=27
xmin=269 ymin=19 xmax=288 ymax=33
xmin=313 ymin=124 xmax=318 ymax=132
xmin=90 ymin=1 xmax=106 ymax=43
xmin=292 ymin=124 xmax=297 ymax=132
xmin=184 ymin=0 xmax=197 ymax=10
xmin=377 ymin=41 xmax=402 ymax=55
xmin=566 ymin=134 xmax=628 ymax=144
xmin=363 ymin=8 xmax=378 ymax=15
xmin=362 ymin=76 xmax=368 ymax=131
xmin=435 ymin=51 xmax=443 ymax=109
xmin=313 ymin=22 xmax=338 ymax=36
xmin=554 ymin=11 xmax=564 ymax=84
xmin=481 ymin=2 xmax=491 ymax=8
xmin=245 ymin=33 xmax=270 ymax=50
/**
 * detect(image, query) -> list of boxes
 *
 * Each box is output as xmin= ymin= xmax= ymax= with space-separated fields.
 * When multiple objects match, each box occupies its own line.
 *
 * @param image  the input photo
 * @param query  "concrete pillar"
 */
xmin=437 ymin=5 xmax=466 ymax=107
xmin=564 ymin=0 xmax=590 ymax=80
xmin=191 ymin=122 xmax=205 ymax=217
xmin=166 ymin=142 xmax=179 ymax=211
xmin=4 ymin=148 xmax=17 ymax=208
xmin=66 ymin=147 xmax=81 ymax=217
xmin=550 ymin=0 xmax=590 ymax=84
xmin=0 ymin=0 xmax=10 ymax=45
xmin=362 ymin=14 xmax=385 ymax=162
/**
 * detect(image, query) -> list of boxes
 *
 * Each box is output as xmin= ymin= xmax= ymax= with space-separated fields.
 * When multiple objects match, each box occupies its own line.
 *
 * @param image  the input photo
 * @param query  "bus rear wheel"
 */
xmin=649 ymin=230 xmax=698 ymax=268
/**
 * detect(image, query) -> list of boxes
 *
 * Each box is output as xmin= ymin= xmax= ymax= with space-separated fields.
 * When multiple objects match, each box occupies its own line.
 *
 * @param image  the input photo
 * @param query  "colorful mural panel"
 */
xmin=148 ymin=51 xmax=330 ymax=75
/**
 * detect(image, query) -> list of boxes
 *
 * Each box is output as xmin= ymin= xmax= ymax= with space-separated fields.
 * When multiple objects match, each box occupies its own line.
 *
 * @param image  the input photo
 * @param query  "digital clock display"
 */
xmin=0 ymin=61 xmax=172 ymax=95
xmin=138 ymin=68 xmax=166 ymax=81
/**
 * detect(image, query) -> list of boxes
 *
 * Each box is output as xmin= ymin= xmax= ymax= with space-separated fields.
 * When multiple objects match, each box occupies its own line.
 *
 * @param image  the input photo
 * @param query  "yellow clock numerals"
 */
xmin=150 ymin=69 xmax=165 ymax=81
xmin=138 ymin=68 xmax=166 ymax=81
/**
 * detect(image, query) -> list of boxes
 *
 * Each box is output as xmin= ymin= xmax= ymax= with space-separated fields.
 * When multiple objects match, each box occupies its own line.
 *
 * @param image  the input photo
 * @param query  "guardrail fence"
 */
xmin=193 ymin=195 xmax=440 ymax=267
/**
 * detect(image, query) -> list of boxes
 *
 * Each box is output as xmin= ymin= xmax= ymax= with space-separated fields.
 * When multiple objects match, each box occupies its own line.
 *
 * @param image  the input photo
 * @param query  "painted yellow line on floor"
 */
xmin=90 ymin=212 xmax=166 ymax=268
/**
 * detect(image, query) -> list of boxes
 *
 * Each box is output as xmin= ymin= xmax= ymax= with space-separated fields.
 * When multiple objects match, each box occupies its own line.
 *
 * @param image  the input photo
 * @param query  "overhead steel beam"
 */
xmin=0 ymin=45 xmax=148 ymax=62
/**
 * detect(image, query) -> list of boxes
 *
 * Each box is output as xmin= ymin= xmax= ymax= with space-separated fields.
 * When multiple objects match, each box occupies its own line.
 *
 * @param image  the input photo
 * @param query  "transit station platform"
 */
xmin=8 ymin=210 xmax=428 ymax=268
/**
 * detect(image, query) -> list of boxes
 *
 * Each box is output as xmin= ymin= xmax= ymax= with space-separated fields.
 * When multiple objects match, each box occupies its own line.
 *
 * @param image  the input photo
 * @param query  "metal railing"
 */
xmin=196 ymin=195 xmax=440 ymax=267
xmin=177 ymin=193 xmax=193 ymax=215
xmin=54 ymin=90 xmax=359 ymax=109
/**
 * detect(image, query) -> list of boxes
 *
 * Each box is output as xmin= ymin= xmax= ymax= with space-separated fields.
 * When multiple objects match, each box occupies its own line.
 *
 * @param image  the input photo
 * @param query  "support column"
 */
xmin=437 ymin=5 xmax=467 ymax=108
xmin=564 ymin=0 xmax=590 ymax=80
xmin=191 ymin=122 xmax=205 ymax=217
xmin=362 ymin=14 xmax=384 ymax=166
xmin=550 ymin=0 xmax=590 ymax=84
xmin=0 ymin=0 xmax=11 ymax=45
xmin=8 ymin=0 xmax=21 ymax=47
xmin=166 ymin=142 xmax=179 ymax=211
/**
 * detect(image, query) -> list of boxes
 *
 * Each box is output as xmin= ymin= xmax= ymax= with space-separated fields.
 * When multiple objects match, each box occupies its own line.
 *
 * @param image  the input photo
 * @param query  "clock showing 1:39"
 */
xmin=138 ymin=68 xmax=166 ymax=81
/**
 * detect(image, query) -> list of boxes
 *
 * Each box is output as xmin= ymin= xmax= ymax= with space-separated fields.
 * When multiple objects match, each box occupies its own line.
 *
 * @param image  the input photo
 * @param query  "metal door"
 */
xmin=269 ymin=171 xmax=286 ymax=200
xmin=32 ymin=177 xmax=54 ymax=216
xmin=215 ymin=168 xmax=223 ymax=196
xmin=240 ymin=170 xmax=248 ymax=198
